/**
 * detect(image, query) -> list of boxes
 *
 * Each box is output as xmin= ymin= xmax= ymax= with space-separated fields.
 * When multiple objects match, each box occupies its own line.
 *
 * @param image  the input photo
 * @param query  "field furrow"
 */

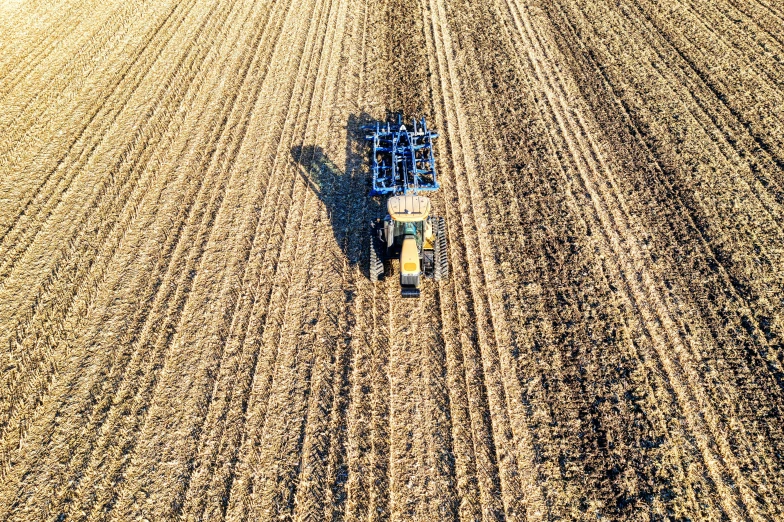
xmin=517 ymin=7 xmax=759 ymax=518
xmin=550 ymin=0 xmax=784 ymax=479
xmin=2 ymin=0 xmax=783 ymax=519
xmin=0 ymin=1 xmax=272 ymax=517
xmin=0 ymin=0 xmax=244 ymax=479
xmin=0 ymin=0 xmax=224 ymax=474
xmin=0 ymin=0 xmax=193 ymax=266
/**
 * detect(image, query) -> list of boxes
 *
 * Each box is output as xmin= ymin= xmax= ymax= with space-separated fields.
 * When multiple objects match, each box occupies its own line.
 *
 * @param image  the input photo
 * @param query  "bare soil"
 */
xmin=1 ymin=0 xmax=783 ymax=520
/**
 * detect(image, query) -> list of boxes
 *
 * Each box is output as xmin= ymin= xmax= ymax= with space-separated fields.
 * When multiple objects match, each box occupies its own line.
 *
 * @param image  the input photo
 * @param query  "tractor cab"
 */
xmin=386 ymin=194 xmax=431 ymax=251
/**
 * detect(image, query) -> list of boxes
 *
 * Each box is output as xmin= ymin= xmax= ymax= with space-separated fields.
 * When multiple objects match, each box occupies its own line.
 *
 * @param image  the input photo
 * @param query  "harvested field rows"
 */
xmin=1 ymin=0 xmax=783 ymax=520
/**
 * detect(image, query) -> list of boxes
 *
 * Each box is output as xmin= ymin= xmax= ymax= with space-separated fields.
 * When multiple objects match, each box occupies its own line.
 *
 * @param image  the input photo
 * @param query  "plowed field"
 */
xmin=1 ymin=0 xmax=783 ymax=520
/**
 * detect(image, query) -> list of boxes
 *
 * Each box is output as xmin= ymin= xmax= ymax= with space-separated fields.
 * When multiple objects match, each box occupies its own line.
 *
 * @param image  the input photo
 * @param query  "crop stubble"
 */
xmin=0 ymin=0 xmax=782 ymax=520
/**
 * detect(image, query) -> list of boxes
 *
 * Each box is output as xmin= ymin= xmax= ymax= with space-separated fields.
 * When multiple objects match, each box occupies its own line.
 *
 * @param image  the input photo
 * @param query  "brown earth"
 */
xmin=1 ymin=0 xmax=783 ymax=520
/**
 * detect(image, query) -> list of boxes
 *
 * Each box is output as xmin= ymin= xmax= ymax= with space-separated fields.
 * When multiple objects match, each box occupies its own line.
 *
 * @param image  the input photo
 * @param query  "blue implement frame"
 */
xmin=365 ymin=116 xmax=439 ymax=196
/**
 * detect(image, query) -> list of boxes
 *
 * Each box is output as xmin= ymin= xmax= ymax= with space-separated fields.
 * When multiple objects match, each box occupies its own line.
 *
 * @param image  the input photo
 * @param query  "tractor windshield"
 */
xmin=395 ymin=220 xmax=424 ymax=250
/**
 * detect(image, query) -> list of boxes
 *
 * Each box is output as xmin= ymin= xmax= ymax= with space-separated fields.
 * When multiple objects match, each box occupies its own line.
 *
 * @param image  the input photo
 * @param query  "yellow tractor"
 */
xmin=366 ymin=117 xmax=448 ymax=297
xmin=370 ymin=194 xmax=448 ymax=297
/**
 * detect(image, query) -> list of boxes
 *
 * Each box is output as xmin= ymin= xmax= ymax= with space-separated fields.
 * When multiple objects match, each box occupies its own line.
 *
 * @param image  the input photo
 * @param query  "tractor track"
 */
xmin=0 ymin=0 xmax=239 ymax=464
xmin=0 ymin=0 xmax=264 ymax=517
xmin=0 ymin=0 xmax=94 ymax=103
xmin=0 ymin=0 xmax=194 ymax=272
xmin=500 ymin=3 xmax=761 ymax=517
xmin=548 ymin=0 xmax=784 ymax=501
xmin=0 ymin=0 xmax=151 ymax=190
xmin=573 ymin=0 xmax=784 ymax=356
xmin=0 ymin=0 xmax=226 ymax=481
xmin=1 ymin=0 xmax=783 ymax=520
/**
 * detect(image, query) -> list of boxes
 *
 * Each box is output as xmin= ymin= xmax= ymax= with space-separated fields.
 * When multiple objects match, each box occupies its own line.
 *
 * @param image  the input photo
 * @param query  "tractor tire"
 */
xmin=434 ymin=217 xmax=448 ymax=281
xmin=370 ymin=225 xmax=384 ymax=283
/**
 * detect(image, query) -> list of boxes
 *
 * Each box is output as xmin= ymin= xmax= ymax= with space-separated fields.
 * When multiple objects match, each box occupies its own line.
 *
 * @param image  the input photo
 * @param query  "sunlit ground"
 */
xmin=0 ymin=0 xmax=24 ymax=11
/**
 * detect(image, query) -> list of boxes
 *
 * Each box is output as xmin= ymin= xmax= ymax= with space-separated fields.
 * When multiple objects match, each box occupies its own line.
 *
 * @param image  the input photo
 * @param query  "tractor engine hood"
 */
xmin=400 ymin=235 xmax=420 ymax=289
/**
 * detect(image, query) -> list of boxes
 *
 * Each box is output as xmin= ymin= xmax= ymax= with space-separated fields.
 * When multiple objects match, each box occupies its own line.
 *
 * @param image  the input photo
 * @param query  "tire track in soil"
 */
xmin=0 ymin=0 xmax=149 ymax=176
xmin=0 ymin=0 xmax=191 ymax=275
xmin=286 ymin=5 xmax=367 ymax=522
xmin=344 ymin=3 xmax=408 ymax=520
xmin=605 ymin=0 xmax=784 ymax=347
xmin=224 ymin=1 xmax=346 ymax=516
xmin=169 ymin=0 xmax=328 ymax=518
xmin=629 ymin=0 xmax=784 ymax=169
xmin=345 ymin=276 xmax=391 ymax=522
xmin=420 ymin=291 xmax=460 ymax=521
xmin=434 ymin=275 xmax=484 ymax=522
xmin=217 ymin=13 xmax=335 ymax=519
xmin=544 ymin=0 xmax=784 ymax=512
xmin=0 ymin=0 xmax=212 ymax=479
xmin=502 ymin=0 xmax=775 ymax=518
xmin=551 ymin=1 xmax=784 ymax=496
xmin=341 ymin=6 xmax=391 ymax=521
xmin=387 ymin=292 xmax=456 ymax=521
xmin=0 ymin=0 xmax=254 ymax=512
xmin=0 ymin=0 xmax=94 ymax=102
xmin=253 ymin=7 xmax=346 ymax=512
xmin=180 ymin=2 xmax=335 ymax=515
xmin=340 ymin=130 xmax=392 ymax=522
xmin=340 ymin=88 xmax=392 ymax=522
xmin=182 ymin=0 xmax=341 ymax=518
xmin=184 ymin=14 xmax=328 ymax=521
xmin=424 ymin=0 xmax=553 ymax=517
xmin=306 ymin=7 xmax=376 ymax=522
xmin=0 ymin=0 xmax=227 ymax=482
xmin=375 ymin=0 xmax=470 ymax=519
xmin=558 ymin=0 xmax=784 ymax=362
xmin=64 ymin=0 xmax=288 ymax=518
xmin=724 ymin=0 xmax=784 ymax=47
xmin=102 ymin=0 xmax=332 ymax=517
xmin=177 ymin=0 xmax=355 ymax=518
xmin=395 ymin=0 xmax=504 ymax=518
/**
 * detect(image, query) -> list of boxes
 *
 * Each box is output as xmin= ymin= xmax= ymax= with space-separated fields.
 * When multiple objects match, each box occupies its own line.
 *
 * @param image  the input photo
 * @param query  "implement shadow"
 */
xmin=289 ymin=115 xmax=392 ymax=516
xmin=290 ymin=113 xmax=384 ymax=278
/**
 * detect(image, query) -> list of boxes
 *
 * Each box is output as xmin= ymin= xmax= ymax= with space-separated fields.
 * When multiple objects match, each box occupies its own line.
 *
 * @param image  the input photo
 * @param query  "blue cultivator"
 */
xmin=365 ymin=115 xmax=439 ymax=196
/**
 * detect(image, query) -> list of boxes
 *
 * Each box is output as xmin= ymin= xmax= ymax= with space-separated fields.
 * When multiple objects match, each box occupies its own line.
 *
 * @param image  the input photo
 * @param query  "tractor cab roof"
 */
xmin=388 ymin=194 xmax=431 ymax=222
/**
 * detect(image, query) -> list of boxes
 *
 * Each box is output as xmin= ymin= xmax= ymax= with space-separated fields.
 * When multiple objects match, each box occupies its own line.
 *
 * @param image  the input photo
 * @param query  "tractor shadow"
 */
xmin=290 ymin=113 xmax=385 ymax=278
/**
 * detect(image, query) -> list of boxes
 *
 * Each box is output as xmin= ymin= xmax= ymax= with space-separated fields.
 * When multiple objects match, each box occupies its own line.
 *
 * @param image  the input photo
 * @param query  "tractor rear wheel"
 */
xmin=370 ymin=224 xmax=384 ymax=282
xmin=434 ymin=217 xmax=448 ymax=281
